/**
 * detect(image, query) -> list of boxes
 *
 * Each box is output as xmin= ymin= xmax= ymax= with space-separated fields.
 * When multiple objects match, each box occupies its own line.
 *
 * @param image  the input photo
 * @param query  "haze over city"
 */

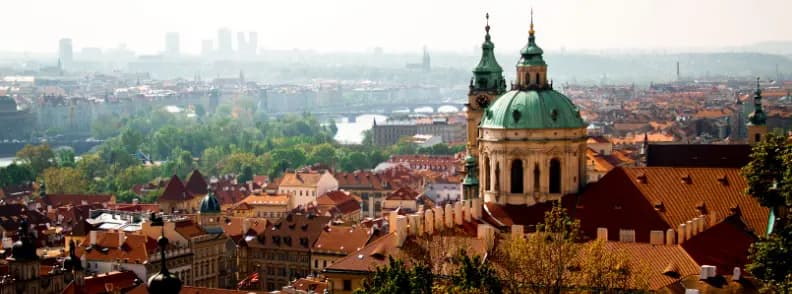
xmin=4 ymin=0 xmax=792 ymax=54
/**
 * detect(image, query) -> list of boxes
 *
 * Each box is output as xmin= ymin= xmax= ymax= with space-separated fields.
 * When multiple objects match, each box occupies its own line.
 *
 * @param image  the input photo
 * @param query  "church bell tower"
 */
xmin=466 ymin=13 xmax=507 ymax=157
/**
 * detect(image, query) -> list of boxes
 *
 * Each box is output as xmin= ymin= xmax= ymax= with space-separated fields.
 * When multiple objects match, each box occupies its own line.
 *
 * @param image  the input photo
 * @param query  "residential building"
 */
xmin=278 ymin=171 xmax=338 ymax=209
xmin=310 ymin=225 xmax=371 ymax=275
xmin=231 ymin=193 xmax=290 ymax=220
xmin=315 ymin=191 xmax=361 ymax=223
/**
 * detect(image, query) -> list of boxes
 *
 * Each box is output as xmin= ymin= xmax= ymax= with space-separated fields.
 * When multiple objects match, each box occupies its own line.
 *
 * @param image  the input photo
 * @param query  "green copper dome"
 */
xmin=518 ymin=13 xmax=546 ymax=67
xmin=199 ymin=192 xmax=221 ymax=213
xmin=748 ymin=78 xmax=766 ymax=126
xmin=480 ymin=90 xmax=585 ymax=130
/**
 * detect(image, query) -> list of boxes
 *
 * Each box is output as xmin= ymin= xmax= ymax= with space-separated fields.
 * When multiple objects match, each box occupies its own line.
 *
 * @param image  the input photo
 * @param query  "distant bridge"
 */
xmin=270 ymin=100 xmax=467 ymax=122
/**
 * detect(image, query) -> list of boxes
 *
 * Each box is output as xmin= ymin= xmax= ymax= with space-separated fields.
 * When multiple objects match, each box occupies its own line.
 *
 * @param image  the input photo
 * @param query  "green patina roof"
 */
xmin=472 ymin=17 xmax=506 ymax=93
xmin=462 ymin=154 xmax=478 ymax=186
xmin=748 ymin=78 xmax=766 ymax=126
xmin=518 ymin=16 xmax=546 ymax=67
xmin=480 ymin=89 xmax=585 ymax=129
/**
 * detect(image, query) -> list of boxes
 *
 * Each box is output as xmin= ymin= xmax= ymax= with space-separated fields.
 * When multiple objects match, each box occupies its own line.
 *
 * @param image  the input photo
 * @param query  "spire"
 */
xmin=472 ymin=12 xmax=506 ymax=93
xmin=519 ymin=8 xmax=546 ymax=67
xmin=147 ymin=215 xmax=182 ymax=292
xmin=748 ymin=77 xmax=767 ymax=126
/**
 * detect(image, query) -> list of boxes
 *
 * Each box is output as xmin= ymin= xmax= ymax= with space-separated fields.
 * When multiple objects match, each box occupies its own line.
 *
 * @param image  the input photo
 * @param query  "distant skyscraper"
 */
xmin=217 ymin=28 xmax=233 ymax=57
xmin=59 ymin=38 xmax=73 ymax=68
xmin=201 ymin=40 xmax=214 ymax=56
xmin=165 ymin=32 xmax=180 ymax=57
xmin=248 ymin=32 xmax=258 ymax=56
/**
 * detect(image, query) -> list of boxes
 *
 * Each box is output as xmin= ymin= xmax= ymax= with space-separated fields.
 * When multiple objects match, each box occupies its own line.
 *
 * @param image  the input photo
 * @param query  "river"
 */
xmin=334 ymin=114 xmax=388 ymax=145
xmin=0 ymin=157 xmax=14 ymax=167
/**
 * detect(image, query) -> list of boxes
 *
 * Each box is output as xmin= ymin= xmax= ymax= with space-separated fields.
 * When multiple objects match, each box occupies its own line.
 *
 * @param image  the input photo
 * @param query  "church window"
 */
xmin=755 ymin=133 xmax=761 ymax=142
xmin=549 ymin=158 xmax=561 ymax=194
xmin=494 ymin=163 xmax=500 ymax=191
xmin=510 ymin=160 xmax=524 ymax=193
xmin=533 ymin=164 xmax=541 ymax=192
xmin=484 ymin=157 xmax=491 ymax=190
xmin=535 ymin=73 xmax=540 ymax=85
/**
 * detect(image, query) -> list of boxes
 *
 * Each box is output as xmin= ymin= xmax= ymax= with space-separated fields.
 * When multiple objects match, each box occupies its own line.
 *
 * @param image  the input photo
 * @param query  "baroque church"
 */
xmin=464 ymin=13 xmax=587 ymax=206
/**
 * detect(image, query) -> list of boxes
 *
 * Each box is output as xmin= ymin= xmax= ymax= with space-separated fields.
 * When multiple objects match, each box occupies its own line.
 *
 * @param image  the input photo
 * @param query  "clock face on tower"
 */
xmin=476 ymin=95 xmax=490 ymax=109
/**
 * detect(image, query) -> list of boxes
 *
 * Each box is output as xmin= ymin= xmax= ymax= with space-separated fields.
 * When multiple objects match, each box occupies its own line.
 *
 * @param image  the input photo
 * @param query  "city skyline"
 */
xmin=3 ymin=0 xmax=792 ymax=55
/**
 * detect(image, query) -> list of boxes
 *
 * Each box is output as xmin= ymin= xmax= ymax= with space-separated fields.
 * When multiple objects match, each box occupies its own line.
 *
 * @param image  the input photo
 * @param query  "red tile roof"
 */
xmin=41 ymin=194 xmax=115 ymax=207
xmin=180 ymin=286 xmax=252 ymax=294
xmin=316 ymin=191 xmax=360 ymax=216
xmin=185 ymin=170 xmax=209 ymax=195
xmin=280 ymin=172 xmax=324 ymax=187
xmin=76 ymin=232 xmax=158 ymax=263
xmin=313 ymin=225 xmax=371 ymax=254
xmin=577 ymin=167 xmax=769 ymax=242
xmin=681 ymin=215 xmax=757 ymax=275
xmin=599 ymin=242 xmax=700 ymax=290
xmin=159 ymin=175 xmax=194 ymax=202
xmin=174 ymin=219 xmax=207 ymax=239
xmin=290 ymin=277 xmax=329 ymax=293
xmin=385 ymin=187 xmax=419 ymax=201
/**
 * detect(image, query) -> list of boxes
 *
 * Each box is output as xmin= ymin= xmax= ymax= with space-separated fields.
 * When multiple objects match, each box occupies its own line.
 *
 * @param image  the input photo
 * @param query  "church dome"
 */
xmin=147 ymin=236 xmax=182 ymax=292
xmin=199 ymin=192 xmax=221 ymax=213
xmin=480 ymin=89 xmax=585 ymax=130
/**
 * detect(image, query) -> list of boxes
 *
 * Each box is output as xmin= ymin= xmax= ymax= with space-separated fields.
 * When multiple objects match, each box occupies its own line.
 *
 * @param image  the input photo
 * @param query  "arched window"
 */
xmin=755 ymin=133 xmax=761 ymax=143
xmin=535 ymin=73 xmax=540 ymax=85
xmin=533 ymin=164 xmax=541 ymax=192
xmin=510 ymin=160 xmax=524 ymax=194
xmin=484 ymin=156 xmax=491 ymax=191
xmin=549 ymin=158 xmax=561 ymax=194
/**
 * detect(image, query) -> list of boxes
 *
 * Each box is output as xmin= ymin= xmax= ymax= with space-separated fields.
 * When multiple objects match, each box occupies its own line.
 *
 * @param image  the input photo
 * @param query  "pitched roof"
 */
xmin=680 ymin=215 xmax=757 ymax=275
xmin=483 ymin=195 xmax=578 ymax=229
xmin=313 ymin=225 xmax=371 ymax=255
xmin=600 ymin=242 xmax=700 ymax=290
xmin=159 ymin=175 xmax=194 ymax=202
xmin=385 ymin=187 xmax=419 ymax=201
xmin=291 ymin=278 xmax=329 ymax=293
xmin=577 ymin=167 xmax=769 ymax=242
xmin=237 ymin=193 xmax=289 ymax=206
xmin=185 ymin=170 xmax=209 ymax=195
xmin=280 ymin=172 xmax=324 ymax=187
xmin=76 ymin=232 xmax=158 ymax=263
xmin=334 ymin=171 xmax=388 ymax=190
xmin=316 ymin=191 xmax=361 ymax=216
xmin=180 ymin=286 xmax=252 ymax=294
xmin=221 ymin=217 xmax=269 ymax=240
xmin=646 ymin=144 xmax=752 ymax=168
xmin=242 ymin=214 xmax=332 ymax=251
xmin=0 ymin=204 xmax=50 ymax=231
xmin=174 ymin=219 xmax=207 ymax=239
xmin=41 ymin=194 xmax=114 ymax=207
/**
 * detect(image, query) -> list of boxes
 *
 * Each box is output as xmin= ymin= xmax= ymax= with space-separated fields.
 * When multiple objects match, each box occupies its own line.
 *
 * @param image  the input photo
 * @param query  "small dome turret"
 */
xmin=199 ymin=190 xmax=221 ymax=214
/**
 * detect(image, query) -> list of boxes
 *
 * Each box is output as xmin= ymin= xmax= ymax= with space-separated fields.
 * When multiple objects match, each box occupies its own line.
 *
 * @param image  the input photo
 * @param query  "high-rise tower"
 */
xmin=59 ymin=38 xmax=73 ymax=69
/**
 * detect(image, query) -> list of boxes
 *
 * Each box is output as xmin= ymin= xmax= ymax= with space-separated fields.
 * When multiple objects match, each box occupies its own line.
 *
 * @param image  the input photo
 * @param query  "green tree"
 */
xmin=41 ymin=167 xmax=89 ymax=194
xmin=447 ymin=251 xmax=503 ymax=294
xmin=54 ymin=147 xmax=76 ymax=168
xmin=744 ymin=133 xmax=792 ymax=292
xmin=355 ymin=256 xmax=433 ymax=294
xmin=16 ymin=144 xmax=55 ymax=175
xmin=341 ymin=151 xmax=369 ymax=171
xmin=0 ymin=163 xmax=35 ymax=187
xmin=309 ymin=143 xmax=338 ymax=167
xmin=120 ymin=128 xmax=144 ymax=153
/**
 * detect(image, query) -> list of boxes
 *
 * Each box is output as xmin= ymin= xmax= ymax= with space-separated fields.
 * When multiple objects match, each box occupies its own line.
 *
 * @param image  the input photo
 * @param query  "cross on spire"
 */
xmin=529 ymin=8 xmax=535 ymax=36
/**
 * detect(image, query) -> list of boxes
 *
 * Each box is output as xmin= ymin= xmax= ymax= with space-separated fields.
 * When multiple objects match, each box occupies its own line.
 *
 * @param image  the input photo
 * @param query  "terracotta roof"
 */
xmin=76 ymin=232 xmax=158 ymax=263
xmin=237 ymin=193 xmax=289 ymax=206
xmin=174 ymin=219 xmax=207 ymax=239
xmin=587 ymin=135 xmax=611 ymax=144
xmin=291 ymin=278 xmax=329 ymax=293
xmin=483 ymin=196 xmax=578 ymax=230
xmin=316 ymin=191 xmax=361 ymax=216
xmin=241 ymin=214 xmax=332 ymax=251
xmin=334 ymin=171 xmax=389 ymax=190
xmin=222 ymin=217 xmax=269 ymax=240
xmin=41 ymin=194 xmax=114 ymax=207
xmin=577 ymin=167 xmax=769 ymax=243
xmin=83 ymin=271 xmax=140 ymax=294
xmin=681 ymin=215 xmax=757 ymax=275
xmin=313 ymin=225 xmax=371 ymax=254
xmin=0 ymin=204 xmax=50 ymax=231
xmin=385 ymin=187 xmax=419 ymax=201
xmin=646 ymin=144 xmax=752 ymax=168
xmin=185 ymin=170 xmax=209 ymax=195
xmin=280 ymin=172 xmax=324 ymax=187
xmin=159 ymin=175 xmax=194 ymax=202
xmin=600 ymin=242 xmax=700 ymax=290
xmin=180 ymin=286 xmax=252 ymax=294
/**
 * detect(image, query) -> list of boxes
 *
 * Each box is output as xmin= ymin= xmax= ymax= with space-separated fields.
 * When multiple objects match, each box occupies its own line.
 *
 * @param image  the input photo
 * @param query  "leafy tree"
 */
xmin=744 ymin=133 xmax=792 ymax=292
xmin=355 ymin=256 xmax=433 ymax=294
xmin=16 ymin=144 xmax=55 ymax=175
xmin=120 ymin=128 xmax=144 ymax=154
xmin=341 ymin=151 xmax=369 ymax=172
xmin=270 ymin=148 xmax=307 ymax=173
xmin=42 ymin=167 xmax=89 ymax=194
xmin=54 ymin=147 xmax=76 ymax=168
xmin=0 ymin=163 xmax=35 ymax=187
xmin=76 ymin=153 xmax=106 ymax=180
xmin=578 ymin=239 xmax=647 ymax=292
xmin=309 ymin=143 xmax=338 ymax=167
xmin=448 ymin=251 xmax=503 ymax=294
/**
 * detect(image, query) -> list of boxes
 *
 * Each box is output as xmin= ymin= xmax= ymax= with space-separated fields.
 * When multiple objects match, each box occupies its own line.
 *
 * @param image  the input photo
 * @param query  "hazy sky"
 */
xmin=5 ymin=0 xmax=792 ymax=55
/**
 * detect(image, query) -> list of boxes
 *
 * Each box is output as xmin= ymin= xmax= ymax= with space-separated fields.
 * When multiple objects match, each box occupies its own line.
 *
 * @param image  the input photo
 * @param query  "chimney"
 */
xmin=434 ymin=207 xmax=444 ymax=232
xmin=425 ymin=209 xmax=435 ymax=235
xmin=511 ymin=225 xmax=525 ymax=240
xmin=686 ymin=220 xmax=695 ymax=238
xmin=453 ymin=202 xmax=463 ymax=225
xmin=697 ymin=216 xmax=706 ymax=233
xmin=649 ymin=230 xmax=664 ymax=245
xmin=471 ymin=198 xmax=482 ymax=220
xmin=389 ymin=212 xmax=399 ymax=234
xmin=699 ymin=265 xmax=716 ymax=280
xmin=678 ymin=223 xmax=686 ymax=243
xmin=408 ymin=214 xmax=420 ymax=236
xmin=412 ymin=214 xmax=424 ymax=235
xmin=118 ymin=231 xmax=125 ymax=249
xmin=596 ymin=227 xmax=608 ymax=241
xmin=462 ymin=200 xmax=472 ymax=223
xmin=90 ymin=230 xmax=97 ymax=245
xmin=732 ymin=267 xmax=741 ymax=281
xmin=444 ymin=204 xmax=454 ymax=229
xmin=666 ymin=229 xmax=675 ymax=245
xmin=477 ymin=224 xmax=496 ymax=252
xmin=394 ymin=216 xmax=408 ymax=248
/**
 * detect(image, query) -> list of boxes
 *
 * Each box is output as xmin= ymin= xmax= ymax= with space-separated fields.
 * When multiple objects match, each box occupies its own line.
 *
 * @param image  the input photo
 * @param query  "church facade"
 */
xmin=466 ymin=14 xmax=587 ymax=206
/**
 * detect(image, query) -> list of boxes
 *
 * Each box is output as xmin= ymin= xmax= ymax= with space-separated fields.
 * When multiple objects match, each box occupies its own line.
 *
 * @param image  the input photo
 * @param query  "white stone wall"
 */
xmin=478 ymin=127 xmax=587 ymax=206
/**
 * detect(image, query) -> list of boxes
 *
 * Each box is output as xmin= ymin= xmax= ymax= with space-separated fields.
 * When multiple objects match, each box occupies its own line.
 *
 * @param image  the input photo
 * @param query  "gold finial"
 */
xmin=485 ymin=13 xmax=490 ymax=33
xmin=529 ymin=8 xmax=535 ymax=36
